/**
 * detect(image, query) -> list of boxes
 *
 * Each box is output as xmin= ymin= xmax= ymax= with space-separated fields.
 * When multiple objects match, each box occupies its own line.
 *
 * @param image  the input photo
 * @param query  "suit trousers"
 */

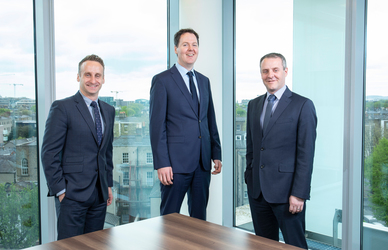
xmin=248 ymin=193 xmax=308 ymax=249
xmin=56 ymin=184 xmax=106 ymax=240
xmin=160 ymin=163 xmax=211 ymax=220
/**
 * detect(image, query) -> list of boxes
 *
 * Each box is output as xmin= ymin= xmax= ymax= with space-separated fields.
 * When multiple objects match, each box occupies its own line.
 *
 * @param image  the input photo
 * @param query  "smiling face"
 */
xmin=260 ymin=57 xmax=288 ymax=94
xmin=174 ymin=32 xmax=199 ymax=70
xmin=77 ymin=60 xmax=105 ymax=100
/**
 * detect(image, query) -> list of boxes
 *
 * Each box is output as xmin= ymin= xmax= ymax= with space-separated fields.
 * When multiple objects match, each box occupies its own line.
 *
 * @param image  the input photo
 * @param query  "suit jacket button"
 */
xmin=260 ymin=165 xmax=264 ymax=169
xmin=199 ymin=120 xmax=201 ymax=123
xmin=261 ymin=147 xmax=264 ymax=151
xmin=198 ymin=136 xmax=201 ymax=139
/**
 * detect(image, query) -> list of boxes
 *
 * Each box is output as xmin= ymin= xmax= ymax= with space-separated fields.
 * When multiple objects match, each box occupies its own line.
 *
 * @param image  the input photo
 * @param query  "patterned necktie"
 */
xmin=263 ymin=94 xmax=276 ymax=134
xmin=187 ymin=71 xmax=199 ymax=114
xmin=90 ymin=101 xmax=103 ymax=146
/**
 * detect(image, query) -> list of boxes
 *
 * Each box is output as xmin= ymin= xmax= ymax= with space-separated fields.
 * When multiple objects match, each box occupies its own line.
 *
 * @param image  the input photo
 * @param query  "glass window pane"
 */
xmin=235 ymin=1 xmax=345 ymax=249
xmin=0 ymin=0 xmax=40 ymax=248
xmin=363 ymin=1 xmax=388 ymax=249
xmin=53 ymin=0 xmax=166 ymax=227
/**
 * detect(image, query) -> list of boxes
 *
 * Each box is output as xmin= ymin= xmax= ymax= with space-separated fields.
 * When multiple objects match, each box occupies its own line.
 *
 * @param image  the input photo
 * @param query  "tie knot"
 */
xmin=187 ymin=71 xmax=194 ymax=78
xmin=91 ymin=101 xmax=97 ymax=108
xmin=267 ymin=95 xmax=276 ymax=102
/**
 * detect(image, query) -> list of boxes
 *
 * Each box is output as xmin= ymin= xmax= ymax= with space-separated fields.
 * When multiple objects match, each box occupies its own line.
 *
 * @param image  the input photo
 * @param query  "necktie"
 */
xmin=187 ymin=71 xmax=199 ymax=114
xmin=90 ymin=101 xmax=103 ymax=146
xmin=262 ymin=94 xmax=276 ymax=134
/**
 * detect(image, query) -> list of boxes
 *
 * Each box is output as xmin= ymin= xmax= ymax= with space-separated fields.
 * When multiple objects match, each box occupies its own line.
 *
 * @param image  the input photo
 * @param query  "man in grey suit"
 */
xmin=150 ymin=28 xmax=222 ymax=220
xmin=245 ymin=53 xmax=317 ymax=249
xmin=42 ymin=54 xmax=115 ymax=240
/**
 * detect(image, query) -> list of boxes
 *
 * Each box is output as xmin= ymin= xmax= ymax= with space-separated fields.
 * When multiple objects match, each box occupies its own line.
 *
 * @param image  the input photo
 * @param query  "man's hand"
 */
xmin=289 ymin=195 xmax=304 ymax=214
xmin=107 ymin=187 xmax=113 ymax=206
xmin=58 ymin=193 xmax=65 ymax=202
xmin=212 ymin=160 xmax=222 ymax=175
xmin=158 ymin=166 xmax=173 ymax=185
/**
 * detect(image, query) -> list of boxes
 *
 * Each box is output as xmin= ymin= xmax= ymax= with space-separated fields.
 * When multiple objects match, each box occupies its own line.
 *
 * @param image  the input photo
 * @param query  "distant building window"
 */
xmin=236 ymin=124 xmax=241 ymax=131
xmin=123 ymin=153 xmax=129 ymax=163
xmin=244 ymin=134 xmax=247 ymax=140
xmin=123 ymin=171 xmax=129 ymax=186
xmin=244 ymin=191 xmax=248 ymax=198
xmin=22 ymin=158 xmax=28 ymax=176
xmin=146 ymin=171 xmax=153 ymax=186
xmin=236 ymin=135 xmax=242 ymax=140
xmin=146 ymin=153 xmax=153 ymax=164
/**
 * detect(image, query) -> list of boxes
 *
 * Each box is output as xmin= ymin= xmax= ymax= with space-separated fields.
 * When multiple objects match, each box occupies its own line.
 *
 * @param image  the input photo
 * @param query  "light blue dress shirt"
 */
xmin=260 ymin=85 xmax=287 ymax=129
xmin=175 ymin=62 xmax=200 ymax=102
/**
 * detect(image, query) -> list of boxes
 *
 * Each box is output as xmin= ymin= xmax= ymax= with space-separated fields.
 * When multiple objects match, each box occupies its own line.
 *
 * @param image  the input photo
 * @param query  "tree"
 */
xmin=0 ymin=183 xmax=39 ymax=248
xmin=366 ymin=137 xmax=388 ymax=226
xmin=120 ymin=103 xmax=144 ymax=117
xmin=0 ymin=108 xmax=11 ymax=117
xmin=235 ymin=103 xmax=247 ymax=117
xmin=21 ymin=109 xmax=32 ymax=116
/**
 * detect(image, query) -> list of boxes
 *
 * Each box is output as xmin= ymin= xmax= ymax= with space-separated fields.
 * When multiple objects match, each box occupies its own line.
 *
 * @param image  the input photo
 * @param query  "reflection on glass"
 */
xmin=54 ymin=0 xmax=167 ymax=227
xmin=235 ymin=1 xmax=345 ymax=249
xmin=0 ymin=0 xmax=40 ymax=248
xmin=363 ymin=1 xmax=388 ymax=249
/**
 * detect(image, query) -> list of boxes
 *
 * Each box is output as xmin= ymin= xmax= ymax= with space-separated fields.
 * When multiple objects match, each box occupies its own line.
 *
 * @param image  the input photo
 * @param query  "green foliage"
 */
xmin=0 ymin=108 xmax=11 ymax=117
xmin=16 ymin=125 xmax=36 ymax=139
xmin=120 ymin=103 xmax=144 ymax=117
xmin=235 ymin=103 xmax=247 ymax=117
xmin=0 ymin=183 xmax=39 ymax=248
xmin=21 ymin=109 xmax=32 ymax=116
xmin=366 ymin=100 xmax=388 ymax=110
xmin=367 ymin=137 xmax=388 ymax=226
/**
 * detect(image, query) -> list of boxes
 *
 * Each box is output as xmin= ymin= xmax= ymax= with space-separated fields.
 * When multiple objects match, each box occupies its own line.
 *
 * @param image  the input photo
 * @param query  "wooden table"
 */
xmin=28 ymin=213 xmax=302 ymax=249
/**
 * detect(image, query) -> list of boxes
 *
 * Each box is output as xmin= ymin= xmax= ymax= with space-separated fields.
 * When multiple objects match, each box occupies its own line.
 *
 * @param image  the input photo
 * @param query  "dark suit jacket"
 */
xmin=42 ymin=92 xmax=115 ymax=202
xmin=245 ymin=87 xmax=317 ymax=203
xmin=149 ymin=65 xmax=221 ymax=173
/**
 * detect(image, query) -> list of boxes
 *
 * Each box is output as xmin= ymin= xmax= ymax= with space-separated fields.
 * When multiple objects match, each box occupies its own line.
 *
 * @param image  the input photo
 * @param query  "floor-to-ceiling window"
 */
xmin=53 ymin=0 xmax=167 ymax=227
xmin=234 ymin=1 xmax=346 ymax=249
xmin=362 ymin=1 xmax=388 ymax=249
xmin=0 ymin=0 xmax=40 ymax=248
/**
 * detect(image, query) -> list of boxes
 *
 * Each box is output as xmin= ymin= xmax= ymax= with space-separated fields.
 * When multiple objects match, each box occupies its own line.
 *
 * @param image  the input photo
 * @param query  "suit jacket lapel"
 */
xmin=195 ymin=70 xmax=208 ymax=118
xmin=263 ymin=87 xmax=292 ymax=138
xmin=170 ymin=65 xmax=199 ymax=117
xmin=99 ymin=101 xmax=110 ymax=147
xmin=74 ymin=92 xmax=99 ymax=145
xmin=255 ymin=95 xmax=265 ymax=138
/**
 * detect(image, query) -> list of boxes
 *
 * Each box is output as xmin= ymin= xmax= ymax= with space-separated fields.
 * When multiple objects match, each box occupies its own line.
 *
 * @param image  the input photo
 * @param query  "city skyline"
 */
xmin=1 ymin=1 xmax=387 ymax=102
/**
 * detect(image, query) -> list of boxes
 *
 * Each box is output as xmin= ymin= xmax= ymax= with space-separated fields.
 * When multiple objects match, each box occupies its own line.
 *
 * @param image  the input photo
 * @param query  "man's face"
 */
xmin=77 ymin=60 xmax=105 ymax=100
xmin=174 ymin=32 xmax=199 ymax=70
xmin=260 ymin=57 xmax=288 ymax=94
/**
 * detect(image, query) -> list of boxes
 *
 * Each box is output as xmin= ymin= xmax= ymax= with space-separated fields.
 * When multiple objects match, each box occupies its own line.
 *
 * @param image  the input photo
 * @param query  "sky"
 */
xmin=0 ymin=0 xmax=387 ymax=101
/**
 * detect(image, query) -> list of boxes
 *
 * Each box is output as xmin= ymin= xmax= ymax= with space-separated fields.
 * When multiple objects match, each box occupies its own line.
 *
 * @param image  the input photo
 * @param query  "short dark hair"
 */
xmin=260 ymin=53 xmax=287 ymax=70
xmin=174 ymin=28 xmax=199 ymax=47
xmin=78 ymin=54 xmax=105 ymax=75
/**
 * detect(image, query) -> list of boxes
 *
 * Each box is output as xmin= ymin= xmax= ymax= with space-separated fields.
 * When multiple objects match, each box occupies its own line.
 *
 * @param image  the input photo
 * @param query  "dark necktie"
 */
xmin=263 ymin=94 xmax=276 ymax=134
xmin=187 ymin=71 xmax=199 ymax=114
xmin=90 ymin=101 xmax=103 ymax=146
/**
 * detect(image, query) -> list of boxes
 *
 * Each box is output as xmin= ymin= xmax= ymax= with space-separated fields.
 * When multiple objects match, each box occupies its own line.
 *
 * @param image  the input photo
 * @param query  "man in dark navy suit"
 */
xmin=245 ymin=53 xmax=317 ymax=249
xmin=42 ymin=54 xmax=115 ymax=240
xmin=149 ymin=28 xmax=222 ymax=220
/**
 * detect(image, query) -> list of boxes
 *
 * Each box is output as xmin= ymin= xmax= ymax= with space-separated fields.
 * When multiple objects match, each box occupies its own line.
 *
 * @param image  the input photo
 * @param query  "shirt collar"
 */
xmin=267 ymin=85 xmax=287 ymax=100
xmin=79 ymin=91 xmax=99 ymax=107
xmin=175 ymin=62 xmax=195 ymax=77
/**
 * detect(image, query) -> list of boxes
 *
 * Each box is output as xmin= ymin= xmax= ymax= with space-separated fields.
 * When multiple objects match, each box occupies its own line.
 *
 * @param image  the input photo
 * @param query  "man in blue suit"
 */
xmin=245 ymin=53 xmax=317 ymax=249
xmin=42 ymin=54 xmax=115 ymax=240
xmin=150 ymin=28 xmax=222 ymax=220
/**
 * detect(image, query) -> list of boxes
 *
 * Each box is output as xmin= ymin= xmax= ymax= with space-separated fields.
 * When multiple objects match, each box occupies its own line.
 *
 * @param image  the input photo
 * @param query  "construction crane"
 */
xmin=0 ymin=83 xmax=23 ymax=97
xmin=111 ymin=91 xmax=123 ymax=99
